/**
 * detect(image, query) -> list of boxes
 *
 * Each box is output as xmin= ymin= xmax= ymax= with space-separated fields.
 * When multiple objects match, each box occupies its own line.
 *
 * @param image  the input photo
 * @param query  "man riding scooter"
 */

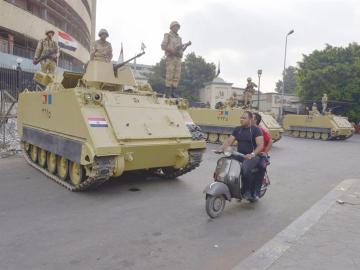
xmin=217 ymin=111 xmax=264 ymax=201
xmin=252 ymin=112 xmax=272 ymax=197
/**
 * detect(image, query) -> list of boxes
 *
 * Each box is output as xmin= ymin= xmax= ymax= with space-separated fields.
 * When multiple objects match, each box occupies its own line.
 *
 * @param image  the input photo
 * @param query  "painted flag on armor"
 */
xmin=88 ymin=117 xmax=108 ymax=128
xmin=58 ymin=31 xmax=78 ymax=51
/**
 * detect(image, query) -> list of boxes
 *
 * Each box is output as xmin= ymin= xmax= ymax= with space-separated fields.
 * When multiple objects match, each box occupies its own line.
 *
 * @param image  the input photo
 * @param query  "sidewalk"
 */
xmin=234 ymin=178 xmax=360 ymax=270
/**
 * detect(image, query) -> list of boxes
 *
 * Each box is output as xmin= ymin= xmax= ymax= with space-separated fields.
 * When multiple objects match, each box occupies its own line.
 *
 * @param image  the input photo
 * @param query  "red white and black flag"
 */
xmin=58 ymin=31 xmax=78 ymax=51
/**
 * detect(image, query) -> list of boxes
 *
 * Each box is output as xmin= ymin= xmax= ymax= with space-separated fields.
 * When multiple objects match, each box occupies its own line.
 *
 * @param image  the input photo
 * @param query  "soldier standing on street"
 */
xmin=243 ymin=77 xmax=257 ymax=108
xmin=322 ymin=93 xmax=328 ymax=113
xmin=161 ymin=21 xmax=191 ymax=98
xmin=33 ymin=29 xmax=58 ymax=74
xmin=90 ymin=29 xmax=113 ymax=62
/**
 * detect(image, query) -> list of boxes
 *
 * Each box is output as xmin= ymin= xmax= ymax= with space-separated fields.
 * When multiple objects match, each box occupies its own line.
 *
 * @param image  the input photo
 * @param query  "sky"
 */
xmin=96 ymin=0 xmax=360 ymax=92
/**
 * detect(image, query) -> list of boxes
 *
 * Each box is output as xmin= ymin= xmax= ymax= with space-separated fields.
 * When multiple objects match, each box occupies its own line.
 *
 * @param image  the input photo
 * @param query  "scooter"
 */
xmin=203 ymin=147 xmax=270 ymax=218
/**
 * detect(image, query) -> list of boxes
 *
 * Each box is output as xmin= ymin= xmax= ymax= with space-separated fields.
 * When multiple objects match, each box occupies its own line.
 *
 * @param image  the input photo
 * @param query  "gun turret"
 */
xmin=113 ymin=51 xmax=145 ymax=72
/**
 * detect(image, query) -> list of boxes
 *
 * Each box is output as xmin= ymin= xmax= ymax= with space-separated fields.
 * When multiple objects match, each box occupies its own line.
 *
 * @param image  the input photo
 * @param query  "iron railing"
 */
xmin=0 ymin=65 xmax=37 ymax=100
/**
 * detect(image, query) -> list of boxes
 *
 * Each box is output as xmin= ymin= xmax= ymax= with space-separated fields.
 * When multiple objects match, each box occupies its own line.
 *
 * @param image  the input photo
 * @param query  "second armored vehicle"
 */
xmin=187 ymin=107 xmax=283 ymax=143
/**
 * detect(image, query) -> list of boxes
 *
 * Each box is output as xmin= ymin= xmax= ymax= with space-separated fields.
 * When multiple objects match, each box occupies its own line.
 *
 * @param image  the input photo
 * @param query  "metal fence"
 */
xmin=0 ymin=64 xmax=37 ymax=100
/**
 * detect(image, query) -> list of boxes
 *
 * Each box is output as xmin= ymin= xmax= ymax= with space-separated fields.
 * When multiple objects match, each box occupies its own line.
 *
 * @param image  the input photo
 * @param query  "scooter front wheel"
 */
xmin=206 ymin=195 xmax=226 ymax=218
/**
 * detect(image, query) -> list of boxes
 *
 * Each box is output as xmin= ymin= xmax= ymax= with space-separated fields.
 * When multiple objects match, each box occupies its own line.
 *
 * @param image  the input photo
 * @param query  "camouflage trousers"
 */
xmin=322 ymin=103 xmax=327 ymax=113
xmin=244 ymin=91 xmax=253 ymax=108
xmin=40 ymin=59 xmax=56 ymax=74
xmin=165 ymin=56 xmax=182 ymax=88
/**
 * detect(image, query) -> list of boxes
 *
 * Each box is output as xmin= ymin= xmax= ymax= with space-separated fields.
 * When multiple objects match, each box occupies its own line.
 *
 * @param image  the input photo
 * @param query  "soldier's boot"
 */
xmin=171 ymin=87 xmax=177 ymax=98
xmin=165 ymin=87 xmax=171 ymax=98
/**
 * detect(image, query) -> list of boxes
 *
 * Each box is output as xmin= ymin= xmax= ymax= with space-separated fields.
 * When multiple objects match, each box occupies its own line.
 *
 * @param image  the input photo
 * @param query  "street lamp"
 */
xmin=280 ymin=29 xmax=294 ymax=119
xmin=257 ymin=69 xmax=262 ymax=110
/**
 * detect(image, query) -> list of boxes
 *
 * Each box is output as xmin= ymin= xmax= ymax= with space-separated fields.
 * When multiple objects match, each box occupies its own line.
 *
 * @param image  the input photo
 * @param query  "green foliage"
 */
xmin=296 ymin=43 xmax=360 ymax=121
xmin=275 ymin=66 xmax=297 ymax=94
xmin=148 ymin=52 xmax=216 ymax=101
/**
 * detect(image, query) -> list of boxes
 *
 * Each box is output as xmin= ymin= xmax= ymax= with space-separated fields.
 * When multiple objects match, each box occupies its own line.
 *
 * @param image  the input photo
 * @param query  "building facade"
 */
xmin=258 ymin=92 xmax=302 ymax=118
xmin=0 ymin=0 xmax=96 ymax=72
xmin=198 ymin=77 xmax=302 ymax=118
xmin=128 ymin=63 xmax=154 ymax=85
xmin=199 ymin=77 xmax=250 ymax=108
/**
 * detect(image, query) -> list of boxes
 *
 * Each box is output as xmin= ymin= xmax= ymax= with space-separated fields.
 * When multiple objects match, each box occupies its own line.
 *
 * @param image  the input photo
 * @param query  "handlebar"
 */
xmin=212 ymin=150 xmax=245 ymax=158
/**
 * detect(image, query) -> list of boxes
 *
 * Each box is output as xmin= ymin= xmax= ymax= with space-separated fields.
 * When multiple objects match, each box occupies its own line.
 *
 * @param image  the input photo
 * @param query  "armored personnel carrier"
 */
xmin=187 ymin=107 xmax=283 ymax=144
xmin=283 ymin=110 xmax=354 ymax=140
xmin=17 ymin=58 xmax=206 ymax=191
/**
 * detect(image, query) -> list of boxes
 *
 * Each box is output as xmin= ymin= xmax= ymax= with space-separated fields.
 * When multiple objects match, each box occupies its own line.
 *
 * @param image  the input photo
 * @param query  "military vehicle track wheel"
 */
xmin=292 ymin=131 xmax=299 ymax=137
xmin=314 ymin=132 xmax=321 ymax=139
xmin=306 ymin=132 xmax=314 ymax=139
xmin=47 ymin=152 xmax=57 ymax=174
xmin=321 ymin=133 xmax=329 ymax=140
xmin=24 ymin=142 xmax=30 ymax=152
xmin=208 ymin=133 xmax=219 ymax=143
xmin=57 ymin=156 xmax=69 ymax=180
xmin=218 ymin=134 xmax=229 ymax=143
xmin=300 ymin=131 xmax=306 ymax=138
xmin=30 ymin=145 xmax=38 ymax=162
xmin=69 ymin=162 xmax=85 ymax=186
xmin=38 ymin=148 xmax=47 ymax=168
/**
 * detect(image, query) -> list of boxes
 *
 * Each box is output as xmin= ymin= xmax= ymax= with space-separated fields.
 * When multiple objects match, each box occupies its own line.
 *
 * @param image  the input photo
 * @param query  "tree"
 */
xmin=148 ymin=52 xmax=216 ymax=101
xmin=275 ymin=66 xmax=297 ymax=94
xmin=296 ymin=43 xmax=360 ymax=121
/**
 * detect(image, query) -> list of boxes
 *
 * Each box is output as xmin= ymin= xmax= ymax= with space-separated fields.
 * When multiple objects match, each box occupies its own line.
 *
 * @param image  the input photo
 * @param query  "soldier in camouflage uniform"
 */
xmin=161 ymin=21 xmax=191 ymax=97
xmin=322 ymin=93 xmax=328 ymax=113
xmin=243 ymin=77 xmax=257 ymax=108
xmin=33 ymin=29 xmax=58 ymax=74
xmin=310 ymin=102 xmax=320 ymax=116
xmin=90 ymin=29 xmax=113 ymax=62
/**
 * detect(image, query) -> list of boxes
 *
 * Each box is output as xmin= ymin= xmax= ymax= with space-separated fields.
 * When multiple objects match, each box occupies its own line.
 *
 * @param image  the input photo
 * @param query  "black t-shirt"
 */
xmin=232 ymin=125 xmax=263 ymax=154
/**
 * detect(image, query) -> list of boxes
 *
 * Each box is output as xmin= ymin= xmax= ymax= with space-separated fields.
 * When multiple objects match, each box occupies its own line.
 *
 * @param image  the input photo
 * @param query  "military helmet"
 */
xmin=98 ymin=29 xmax=109 ymax=37
xmin=45 ymin=29 xmax=55 ymax=35
xmin=170 ymin=21 xmax=180 ymax=29
xmin=247 ymin=77 xmax=252 ymax=81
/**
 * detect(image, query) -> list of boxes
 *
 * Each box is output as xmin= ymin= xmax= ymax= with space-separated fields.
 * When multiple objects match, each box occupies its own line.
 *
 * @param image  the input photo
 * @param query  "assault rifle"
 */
xmin=173 ymin=41 xmax=192 ymax=57
xmin=181 ymin=41 xmax=192 ymax=51
xmin=113 ymin=51 xmax=146 ymax=71
xmin=33 ymin=48 xmax=58 ymax=65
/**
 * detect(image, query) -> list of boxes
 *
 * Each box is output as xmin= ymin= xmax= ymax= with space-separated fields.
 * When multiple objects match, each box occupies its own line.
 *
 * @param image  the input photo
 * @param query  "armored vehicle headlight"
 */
xmin=93 ymin=93 xmax=102 ymax=102
xmin=84 ymin=93 xmax=92 ymax=101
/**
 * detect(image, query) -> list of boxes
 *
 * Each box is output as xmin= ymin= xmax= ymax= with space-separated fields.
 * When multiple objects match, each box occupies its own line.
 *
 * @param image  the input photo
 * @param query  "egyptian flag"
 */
xmin=118 ymin=43 xmax=124 ymax=63
xmin=58 ymin=31 xmax=77 ymax=51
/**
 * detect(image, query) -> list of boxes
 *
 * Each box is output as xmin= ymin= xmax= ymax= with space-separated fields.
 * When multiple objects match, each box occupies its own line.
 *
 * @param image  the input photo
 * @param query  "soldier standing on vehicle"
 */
xmin=90 ymin=29 xmax=113 ymax=62
xmin=311 ymin=102 xmax=320 ymax=116
xmin=161 ymin=21 xmax=191 ymax=98
xmin=322 ymin=93 xmax=328 ymax=113
xmin=243 ymin=77 xmax=257 ymax=108
xmin=33 ymin=29 xmax=58 ymax=74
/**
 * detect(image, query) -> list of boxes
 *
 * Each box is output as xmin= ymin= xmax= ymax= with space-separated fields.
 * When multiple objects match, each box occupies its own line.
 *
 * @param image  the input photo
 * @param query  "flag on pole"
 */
xmin=118 ymin=43 xmax=124 ymax=63
xmin=58 ymin=31 xmax=77 ymax=51
xmin=216 ymin=61 xmax=221 ymax=77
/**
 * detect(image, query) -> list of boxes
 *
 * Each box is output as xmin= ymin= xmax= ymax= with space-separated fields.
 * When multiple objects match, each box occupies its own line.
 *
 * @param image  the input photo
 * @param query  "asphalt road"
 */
xmin=1 ymin=135 xmax=359 ymax=270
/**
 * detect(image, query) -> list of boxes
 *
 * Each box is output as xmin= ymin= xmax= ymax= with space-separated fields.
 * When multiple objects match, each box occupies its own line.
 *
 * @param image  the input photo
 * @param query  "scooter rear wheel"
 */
xmin=206 ymin=195 xmax=226 ymax=218
xmin=259 ymin=185 xmax=267 ymax=198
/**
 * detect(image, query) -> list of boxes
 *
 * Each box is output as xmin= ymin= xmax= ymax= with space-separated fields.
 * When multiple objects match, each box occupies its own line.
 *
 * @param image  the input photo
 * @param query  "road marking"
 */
xmin=232 ymin=178 xmax=359 ymax=270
